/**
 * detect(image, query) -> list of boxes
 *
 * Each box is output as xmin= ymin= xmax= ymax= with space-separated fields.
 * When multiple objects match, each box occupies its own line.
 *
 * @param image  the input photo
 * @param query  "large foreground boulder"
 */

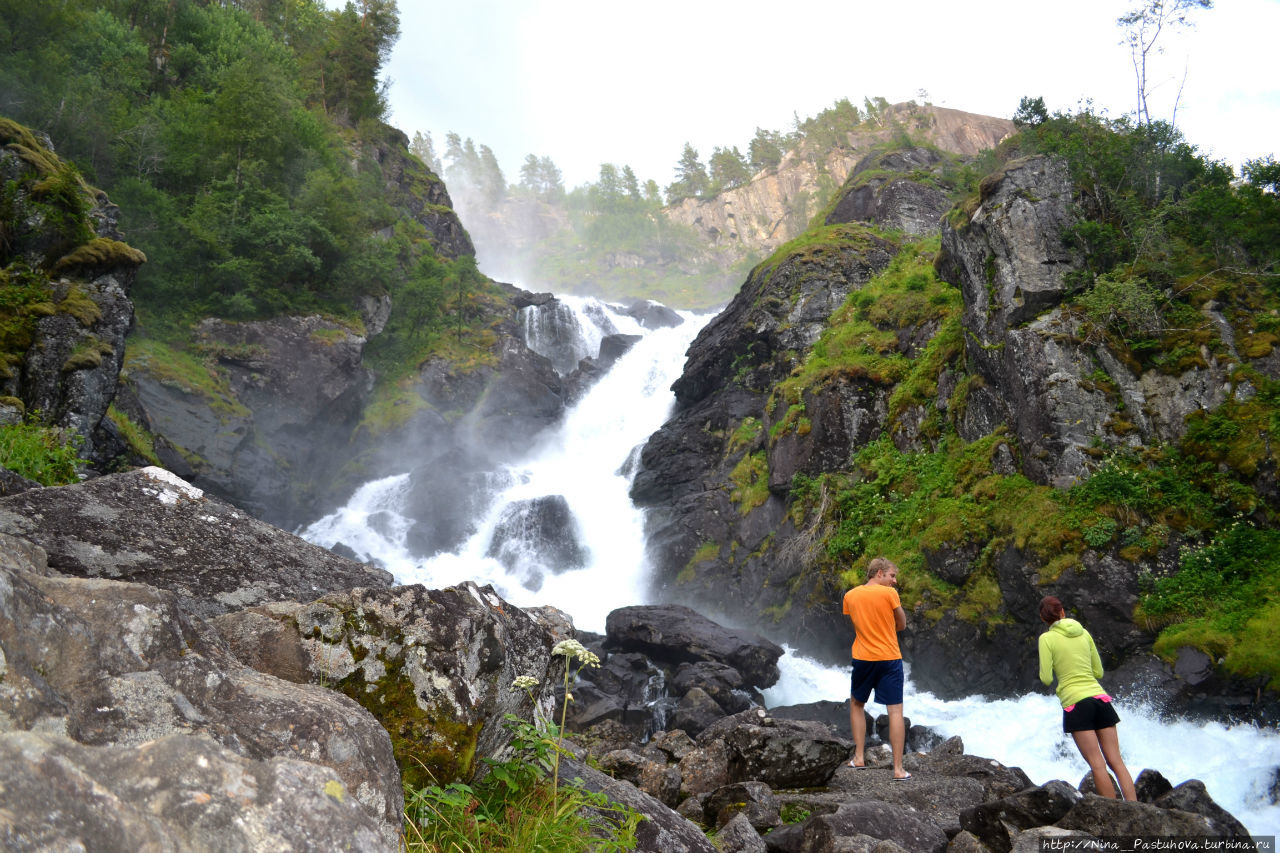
xmin=0 ymin=560 xmax=403 ymax=844
xmin=0 ymin=731 xmax=391 ymax=853
xmin=213 ymin=582 xmax=563 ymax=788
xmin=0 ymin=467 xmax=392 ymax=618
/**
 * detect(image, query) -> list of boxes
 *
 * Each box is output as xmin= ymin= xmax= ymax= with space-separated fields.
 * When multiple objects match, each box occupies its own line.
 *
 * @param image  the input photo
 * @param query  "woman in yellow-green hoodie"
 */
xmin=1037 ymin=595 xmax=1137 ymax=800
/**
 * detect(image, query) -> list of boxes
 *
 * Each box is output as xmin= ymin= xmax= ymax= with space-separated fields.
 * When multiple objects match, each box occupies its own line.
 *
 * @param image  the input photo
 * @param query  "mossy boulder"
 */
xmin=214 ymin=582 xmax=567 ymax=790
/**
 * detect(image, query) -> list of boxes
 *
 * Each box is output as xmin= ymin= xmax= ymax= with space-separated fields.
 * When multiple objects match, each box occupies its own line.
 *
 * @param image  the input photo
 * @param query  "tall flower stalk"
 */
xmin=548 ymin=638 xmax=600 ymax=808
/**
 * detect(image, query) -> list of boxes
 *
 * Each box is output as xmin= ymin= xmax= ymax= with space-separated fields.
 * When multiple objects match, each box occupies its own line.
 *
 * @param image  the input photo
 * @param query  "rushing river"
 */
xmin=301 ymin=295 xmax=1280 ymax=835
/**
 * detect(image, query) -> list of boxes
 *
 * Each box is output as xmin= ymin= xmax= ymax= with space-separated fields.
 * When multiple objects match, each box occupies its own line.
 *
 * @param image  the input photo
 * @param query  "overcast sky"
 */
xmin=377 ymin=0 xmax=1278 ymax=190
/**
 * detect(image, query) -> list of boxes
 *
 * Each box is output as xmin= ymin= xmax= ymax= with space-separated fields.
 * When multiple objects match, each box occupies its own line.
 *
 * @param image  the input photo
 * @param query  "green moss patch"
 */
xmin=51 ymin=238 xmax=146 ymax=275
xmin=124 ymin=336 xmax=250 ymax=421
xmin=729 ymin=451 xmax=770 ymax=514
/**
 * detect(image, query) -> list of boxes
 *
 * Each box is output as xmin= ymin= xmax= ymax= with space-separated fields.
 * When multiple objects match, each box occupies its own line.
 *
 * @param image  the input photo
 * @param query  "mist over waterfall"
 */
xmin=302 ymin=295 xmax=709 ymax=633
xmin=300 ymin=294 xmax=1280 ymax=835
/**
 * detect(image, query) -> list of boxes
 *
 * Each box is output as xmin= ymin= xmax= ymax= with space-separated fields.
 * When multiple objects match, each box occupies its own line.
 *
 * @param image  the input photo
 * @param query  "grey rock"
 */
xmin=560 ymin=755 xmax=720 ymax=852
xmin=597 ymin=748 xmax=682 ymax=807
xmin=801 ymin=799 xmax=947 ymax=853
xmin=959 ymin=781 xmax=1082 ymax=853
xmin=214 ymin=581 xmax=560 ymax=786
xmin=485 ymin=494 xmax=588 ymax=578
xmin=0 ymin=467 xmax=392 ymax=619
xmin=0 ymin=562 xmax=403 ymax=841
xmin=605 ymin=603 xmax=784 ymax=689
xmin=0 ymin=466 xmax=40 ymax=497
xmin=713 ymin=713 xmax=852 ymax=789
xmin=674 ymin=686 xmax=731 ymax=738
xmin=705 ymin=780 xmax=782 ymax=831
xmin=0 ymin=731 xmax=393 ymax=853
xmin=1056 ymin=793 xmax=1229 ymax=835
xmin=1154 ymin=779 xmax=1252 ymax=837
xmin=717 ymin=811 xmax=769 ymax=853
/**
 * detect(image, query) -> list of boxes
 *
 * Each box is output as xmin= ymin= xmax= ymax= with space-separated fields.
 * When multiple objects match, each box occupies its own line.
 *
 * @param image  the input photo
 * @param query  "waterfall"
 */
xmin=302 ymin=295 xmax=709 ymax=632
xmin=300 ymin=294 xmax=1279 ymax=835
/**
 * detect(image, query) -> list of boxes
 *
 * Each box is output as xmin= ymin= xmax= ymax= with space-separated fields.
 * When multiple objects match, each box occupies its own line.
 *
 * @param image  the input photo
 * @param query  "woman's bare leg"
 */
xmin=1096 ymin=726 xmax=1137 ymax=801
xmin=1070 ymin=730 xmax=1117 ymax=798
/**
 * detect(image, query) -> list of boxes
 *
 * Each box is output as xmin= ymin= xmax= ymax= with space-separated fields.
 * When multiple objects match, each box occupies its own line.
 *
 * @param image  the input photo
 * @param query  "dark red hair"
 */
xmin=1039 ymin=596 xmax=1065 ymax=624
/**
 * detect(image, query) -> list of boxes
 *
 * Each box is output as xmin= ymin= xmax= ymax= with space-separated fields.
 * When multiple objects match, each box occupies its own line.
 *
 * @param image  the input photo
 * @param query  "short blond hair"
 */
xmin=867 ymin=556 xmax=898 ymax=580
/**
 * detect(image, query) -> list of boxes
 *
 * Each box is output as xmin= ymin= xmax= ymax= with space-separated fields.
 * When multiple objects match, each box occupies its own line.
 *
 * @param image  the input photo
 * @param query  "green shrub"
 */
xmin=0 ymin=417 xmax=82 ymax=485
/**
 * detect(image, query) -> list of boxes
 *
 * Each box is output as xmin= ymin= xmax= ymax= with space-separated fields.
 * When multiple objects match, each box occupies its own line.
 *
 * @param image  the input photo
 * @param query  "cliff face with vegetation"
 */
xmin=0 ymin=1 xmax=557 ymax=526
xmin=633 ymin=116 xmax=1280 ymax=722
xmin=663 ymin=105 xmax=1015 ymax=265
xmin=0 ymin=120 xmax=145 ymax=465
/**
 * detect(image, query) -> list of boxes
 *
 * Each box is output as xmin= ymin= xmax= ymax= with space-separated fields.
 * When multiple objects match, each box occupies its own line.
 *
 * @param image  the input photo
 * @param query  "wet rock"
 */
xmin=959 ymin=781 xmax=1082 ymax=853
xmin=1057 ymin=793 xmax=1229 ymax=835
xmin=485 ymin=494 xmax=588 ymax=575
xmin=605 ymin=603 xmax=784 ymax=689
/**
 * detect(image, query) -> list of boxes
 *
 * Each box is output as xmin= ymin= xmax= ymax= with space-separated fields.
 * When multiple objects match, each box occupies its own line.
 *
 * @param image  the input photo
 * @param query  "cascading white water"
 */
xmin=301 ymin=294 xmax=1279 ymax=835
xmin=302 ymin=296 xmax=710 ymax=632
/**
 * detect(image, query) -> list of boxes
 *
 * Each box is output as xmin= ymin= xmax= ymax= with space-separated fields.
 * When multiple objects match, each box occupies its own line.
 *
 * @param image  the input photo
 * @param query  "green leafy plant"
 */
xmin=0 ymin=414 xmax=82 ymax=485
xmin=402 ymin=641 xmax=642 ymax=852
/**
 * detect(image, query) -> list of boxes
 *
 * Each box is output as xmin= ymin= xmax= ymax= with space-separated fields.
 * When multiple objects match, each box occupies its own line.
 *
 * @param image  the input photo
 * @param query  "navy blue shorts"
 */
xmin=1062 ymin=696 xmax=1120 ymax=733
xmin=849 ymin=658 xmax=904 ymax=706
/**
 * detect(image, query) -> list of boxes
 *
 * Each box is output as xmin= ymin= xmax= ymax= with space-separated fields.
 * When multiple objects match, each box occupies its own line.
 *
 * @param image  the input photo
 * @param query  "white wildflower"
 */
xmin=511 ymin=675 xmax=539 ymax=691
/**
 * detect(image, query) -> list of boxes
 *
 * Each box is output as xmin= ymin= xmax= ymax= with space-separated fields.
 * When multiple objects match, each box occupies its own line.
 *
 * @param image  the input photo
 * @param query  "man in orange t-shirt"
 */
xmin=841 ymin=556 xmax=909 ymax=780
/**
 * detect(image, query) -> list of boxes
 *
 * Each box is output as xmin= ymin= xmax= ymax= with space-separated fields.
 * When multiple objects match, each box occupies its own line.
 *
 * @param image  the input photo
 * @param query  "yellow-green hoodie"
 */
xmin=1038 ymin=618 xmax=1105 ymax=708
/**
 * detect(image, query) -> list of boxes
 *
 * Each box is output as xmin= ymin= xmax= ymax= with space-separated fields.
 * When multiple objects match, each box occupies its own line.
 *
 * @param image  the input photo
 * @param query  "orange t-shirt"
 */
xmin=842 ymin=584 xmax=902 ymax=661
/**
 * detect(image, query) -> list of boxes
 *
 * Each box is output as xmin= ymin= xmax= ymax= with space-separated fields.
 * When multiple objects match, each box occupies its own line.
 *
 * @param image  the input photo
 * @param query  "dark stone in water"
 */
xmin=485 ymin=494 xmax=587 ymax=573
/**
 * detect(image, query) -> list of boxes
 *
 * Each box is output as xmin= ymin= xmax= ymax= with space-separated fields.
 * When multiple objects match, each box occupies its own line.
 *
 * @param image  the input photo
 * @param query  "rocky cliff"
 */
xmin=632 ymin=139 xmax=1280 ymax=722
xmin=664 ymin=105 xmax=1014 ymax=265
xmin=0 ymin=120 xmax=145 ymax=464
xmin=106 ymin=127 xmax=565 ymax=530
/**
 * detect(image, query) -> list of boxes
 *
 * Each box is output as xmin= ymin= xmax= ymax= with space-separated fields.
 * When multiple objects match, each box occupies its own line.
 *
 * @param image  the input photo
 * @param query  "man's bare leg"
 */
xmin=887 ymin=703 xmax=908 ymax=778
xmin=849 ymin=696 xmax=866 ymax=766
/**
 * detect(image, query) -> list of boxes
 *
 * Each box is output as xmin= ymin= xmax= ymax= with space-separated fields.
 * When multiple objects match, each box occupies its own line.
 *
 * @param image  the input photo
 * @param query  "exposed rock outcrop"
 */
xmin=0 ymin=466 xmax=392 ymax=618
xmin=213 ymin=582 xmax=564 ymax=787
xmin=0 ymin=553 xmax=403 ymax=846
xmin=0 ymin=472 xmax=1254 ymax=849
xmin=0 ymin=120 xmax=144 ymax=464
xmin=121 ymin=315 xmax=374 ymax=528
xmin=633 ymin=141 xmax=1280 ymax=721
xmin=0 ymin=731 xmax=393 ymax=852
xmin=630 ymin=217 xmax=902 ymax=655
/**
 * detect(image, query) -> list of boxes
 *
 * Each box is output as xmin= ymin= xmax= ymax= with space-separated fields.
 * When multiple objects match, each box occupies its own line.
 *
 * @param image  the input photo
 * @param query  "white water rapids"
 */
xmin=300 ymin=295 xmax=1280 ymax=835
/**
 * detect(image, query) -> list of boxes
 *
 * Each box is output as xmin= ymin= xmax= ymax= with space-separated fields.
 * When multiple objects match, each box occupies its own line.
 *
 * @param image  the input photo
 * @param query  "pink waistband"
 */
xmin=1063 ymin=694 xmax=1111 ymax=713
